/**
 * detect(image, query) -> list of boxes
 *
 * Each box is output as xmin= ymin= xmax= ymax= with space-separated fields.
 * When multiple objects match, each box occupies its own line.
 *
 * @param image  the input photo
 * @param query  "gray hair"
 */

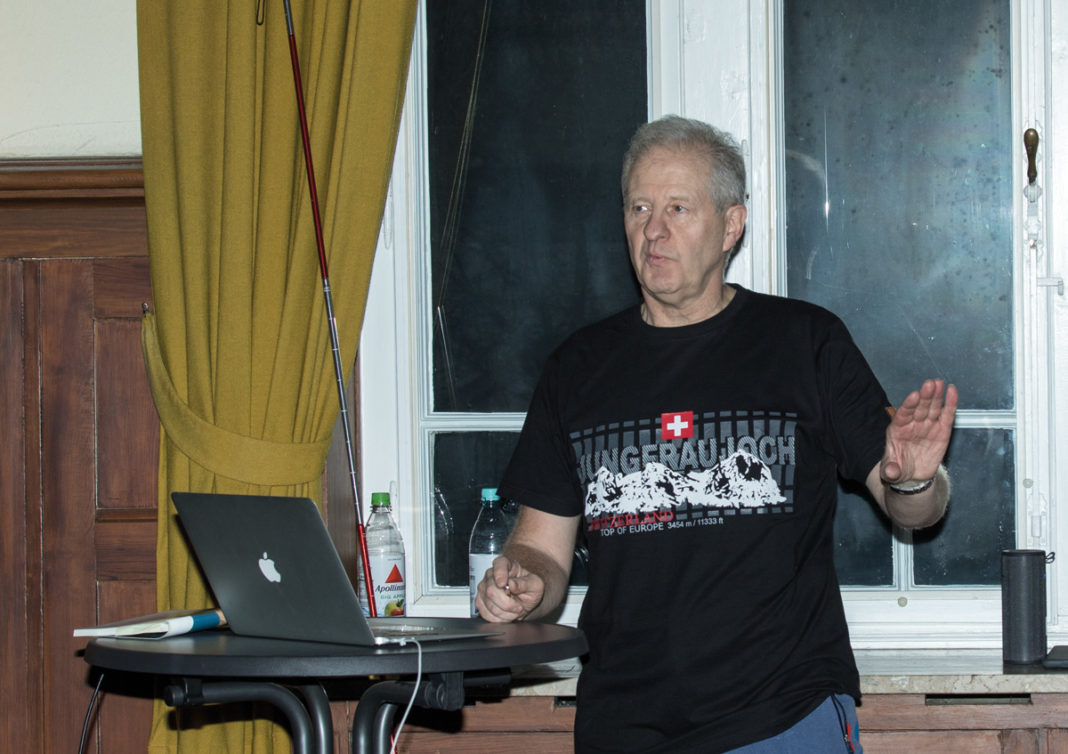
xmin=621 ymin=115 xmax=747 ymax=212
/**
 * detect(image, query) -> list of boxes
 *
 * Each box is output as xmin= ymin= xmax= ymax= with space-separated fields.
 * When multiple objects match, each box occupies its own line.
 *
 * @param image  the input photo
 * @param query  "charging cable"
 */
xmin=830 ymin=694 xmax=856 ymax=753
xmin=79 ymin=673 xmax=106 ymax=753
xmin=390 ymin=639 xmax=423 ymax=754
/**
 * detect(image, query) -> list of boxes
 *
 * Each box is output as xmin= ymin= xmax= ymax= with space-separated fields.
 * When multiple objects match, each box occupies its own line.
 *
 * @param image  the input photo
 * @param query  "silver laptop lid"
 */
xmin=171 ymin=492 xmax=497 ymax=646
xmin=172 ymin=492 xmax=381 ymax=645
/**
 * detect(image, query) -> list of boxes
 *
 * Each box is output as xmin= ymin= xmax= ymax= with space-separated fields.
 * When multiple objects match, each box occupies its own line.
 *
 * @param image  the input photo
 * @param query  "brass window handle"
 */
xmin=1025 ymin=128 xmax=1039 ymax=185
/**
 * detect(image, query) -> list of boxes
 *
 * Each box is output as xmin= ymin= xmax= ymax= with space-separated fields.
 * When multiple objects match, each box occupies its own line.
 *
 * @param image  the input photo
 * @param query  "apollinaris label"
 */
xmin=360 ymin=555 xmax=405 ymax=616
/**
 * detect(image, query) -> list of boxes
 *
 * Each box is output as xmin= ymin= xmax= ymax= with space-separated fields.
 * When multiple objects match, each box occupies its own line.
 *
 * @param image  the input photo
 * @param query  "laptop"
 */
xmin=171 ymin=491 xmax=497 ymax=646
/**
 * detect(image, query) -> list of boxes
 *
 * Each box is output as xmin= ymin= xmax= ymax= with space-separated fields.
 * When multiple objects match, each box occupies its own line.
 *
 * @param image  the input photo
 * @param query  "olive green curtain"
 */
xmin=135 ymin=1 xmax=416 ymax=751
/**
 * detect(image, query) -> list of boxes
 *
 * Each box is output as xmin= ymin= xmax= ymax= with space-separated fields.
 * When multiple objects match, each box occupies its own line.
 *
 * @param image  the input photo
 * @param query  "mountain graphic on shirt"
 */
xmin=585 ymin=450 xmax=786 ymax=516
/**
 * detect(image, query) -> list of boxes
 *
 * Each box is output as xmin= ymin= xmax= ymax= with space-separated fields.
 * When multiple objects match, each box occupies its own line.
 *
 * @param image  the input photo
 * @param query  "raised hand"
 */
xmin=881 ymin=378 xmax=958 ymax=486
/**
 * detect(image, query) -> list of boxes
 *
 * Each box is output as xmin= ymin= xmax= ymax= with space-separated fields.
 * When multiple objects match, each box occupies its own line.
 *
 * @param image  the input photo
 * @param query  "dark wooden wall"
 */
xmin=0 ymin=162 xmax=364 ymax=752
xmin=1 ymin=161 xmax=157 ymax=752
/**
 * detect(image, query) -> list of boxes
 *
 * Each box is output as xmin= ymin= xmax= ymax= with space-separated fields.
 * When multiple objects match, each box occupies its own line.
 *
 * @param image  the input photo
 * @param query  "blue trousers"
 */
xmin=727 ymin=694 xmax=863 ymax=753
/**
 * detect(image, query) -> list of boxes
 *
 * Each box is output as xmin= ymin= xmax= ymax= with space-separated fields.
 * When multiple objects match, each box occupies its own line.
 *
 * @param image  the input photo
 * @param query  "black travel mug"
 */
xmin=1001 ymin=549 xmax=1048 ymax=664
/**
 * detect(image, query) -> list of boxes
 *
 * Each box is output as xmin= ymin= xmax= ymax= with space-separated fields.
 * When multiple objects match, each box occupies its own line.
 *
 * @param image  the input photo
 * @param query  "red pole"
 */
xmin=278 ymin=0 xmax=377 ymax=616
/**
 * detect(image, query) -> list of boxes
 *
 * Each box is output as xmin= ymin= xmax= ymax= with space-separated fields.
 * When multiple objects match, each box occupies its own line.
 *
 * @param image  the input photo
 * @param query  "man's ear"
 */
xmin=722 ymin=204 xmax=747 ymax=252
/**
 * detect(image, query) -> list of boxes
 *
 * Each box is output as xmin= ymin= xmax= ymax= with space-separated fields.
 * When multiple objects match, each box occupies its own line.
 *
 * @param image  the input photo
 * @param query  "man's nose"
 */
xmin=644 ymin=210 xmax=668 ymax=240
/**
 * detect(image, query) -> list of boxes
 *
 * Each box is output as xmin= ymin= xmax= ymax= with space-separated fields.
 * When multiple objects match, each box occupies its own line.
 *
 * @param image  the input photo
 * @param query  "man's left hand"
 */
xmin=881 ymin=378 xmax=958 ymax=485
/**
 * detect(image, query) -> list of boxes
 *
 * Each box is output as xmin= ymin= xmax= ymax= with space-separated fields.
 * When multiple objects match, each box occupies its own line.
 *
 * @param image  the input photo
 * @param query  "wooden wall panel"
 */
xmin=0 ymin=198 xmax=147 ymax=259
xmin=1 ymin=165 xmax=157 ymax=752
xmin=21 ymin=261 xmax=46 ymax=751
xmin=1048 ymin=729 xmax=1068 ymax=751
xmin=397 ymin=732 xmax=576 ymax=753
xmin=97 ymin=580 xmax=156 ymax=754
xmin=95 ymin=318 xmax=158 ymax=510
xmin=90 ymin=254 xmax=159 ymax=750
xmin=95 ymin=515 xmax=157 ymax=581
xmin=861 ymin=730 xmax=1006 ymax=753
xmin=403 ymin=695 xmax=577 ymax=733
xmin=39 ymin=260 xmax=99 ymax=754
xmin=395 ymin=696 xmax=577 ymax=753
xmin=1000 ymin=729 xmax=1042 ymax=754
xmin=858 ymin=693 xmax=1068 ymax=731
xmin=0 ymin=260 xmax=37 ymax=750
xmin=93 ymin=257 xmax=152 ymax=319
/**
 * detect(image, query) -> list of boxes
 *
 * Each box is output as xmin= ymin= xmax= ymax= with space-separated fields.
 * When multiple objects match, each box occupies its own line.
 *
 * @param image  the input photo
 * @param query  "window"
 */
xmin=360 ymin=0 xmax=646 ymax=621
xmin=775 ymin=0 xmax=1054 ymax=646
xmin=361 ymin=0 xmax=1061 ymax=645
xmin=783 ymin=2 xmax=1017 ymax=589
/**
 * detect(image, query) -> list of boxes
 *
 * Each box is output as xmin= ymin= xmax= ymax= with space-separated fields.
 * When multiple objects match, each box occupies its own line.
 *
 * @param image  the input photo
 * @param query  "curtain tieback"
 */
xmin=140 ymin=313 xmax=331 ymax=485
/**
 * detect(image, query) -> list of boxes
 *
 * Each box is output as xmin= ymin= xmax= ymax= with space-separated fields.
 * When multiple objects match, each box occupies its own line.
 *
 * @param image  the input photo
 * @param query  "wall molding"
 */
xmin=0 ymin=159 xmax=147 ymax=260
xmin=0 ymin=158 xmax=143 ymax=198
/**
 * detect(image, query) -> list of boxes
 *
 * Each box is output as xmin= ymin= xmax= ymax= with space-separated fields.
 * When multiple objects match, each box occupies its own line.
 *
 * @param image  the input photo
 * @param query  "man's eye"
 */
xmin=670 ymin=204 xmax=687 ymax=214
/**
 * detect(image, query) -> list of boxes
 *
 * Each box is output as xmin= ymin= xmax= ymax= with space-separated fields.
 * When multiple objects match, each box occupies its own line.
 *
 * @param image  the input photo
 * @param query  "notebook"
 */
xmin=1043 ymin=645 xmax=1068 ymax=668
xmin=171 ymin=491 xmax=497 ymax=646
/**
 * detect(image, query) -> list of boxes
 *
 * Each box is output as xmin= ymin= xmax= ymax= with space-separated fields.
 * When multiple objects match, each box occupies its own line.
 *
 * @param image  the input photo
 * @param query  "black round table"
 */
xmin=84 ymin=619 xmax=586 ymax=754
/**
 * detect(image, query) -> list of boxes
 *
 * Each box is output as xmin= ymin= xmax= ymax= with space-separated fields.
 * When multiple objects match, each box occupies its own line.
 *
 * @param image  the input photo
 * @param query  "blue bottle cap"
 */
xmin=480 ymin=488 xmax=499 ymax=501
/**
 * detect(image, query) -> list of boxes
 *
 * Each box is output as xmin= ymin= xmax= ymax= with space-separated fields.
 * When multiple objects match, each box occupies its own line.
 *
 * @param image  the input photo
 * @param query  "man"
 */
xmin=476 ymin=115 xmax=955 ymax=753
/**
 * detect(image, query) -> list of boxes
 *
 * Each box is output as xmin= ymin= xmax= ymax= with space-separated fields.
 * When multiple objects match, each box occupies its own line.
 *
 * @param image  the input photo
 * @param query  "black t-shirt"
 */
xmin=499 ymin=287 xmax=891 ymax=753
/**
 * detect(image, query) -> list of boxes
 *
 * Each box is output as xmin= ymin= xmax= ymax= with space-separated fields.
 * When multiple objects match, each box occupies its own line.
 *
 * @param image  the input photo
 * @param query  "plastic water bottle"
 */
xmin=469 ymin=487 xmax=511 ymax=617
xmin=358 ymin=492 xmax=406 ymax=616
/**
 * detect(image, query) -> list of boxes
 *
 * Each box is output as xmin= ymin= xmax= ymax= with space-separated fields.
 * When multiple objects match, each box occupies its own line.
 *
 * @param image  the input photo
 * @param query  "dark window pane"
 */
xmin=427 ymin=0 xmax=647 ymax=413
xmin=913 ymin=429 xmax=1016 ymax=586
xmin=431 ymin=432 xmax=518 ymax=587
xmin=783 ymin=0 xmax=1013 ymax=410
xmin=431 ymin=431 xmax=589 ymax=588
xmin=835 ymin=480 xmax=894 ymax=587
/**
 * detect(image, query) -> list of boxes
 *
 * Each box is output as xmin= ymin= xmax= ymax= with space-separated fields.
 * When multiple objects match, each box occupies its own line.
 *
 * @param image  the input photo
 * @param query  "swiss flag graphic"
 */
xmin=661 ymin=411 xmax=694 ymax=440
xmin=384 ymin=565 xmax=404 ymax=584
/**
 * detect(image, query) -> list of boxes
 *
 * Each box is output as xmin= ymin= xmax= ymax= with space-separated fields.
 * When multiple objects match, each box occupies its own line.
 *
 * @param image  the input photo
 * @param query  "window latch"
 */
xmin=1024 ymin=129 xmax=1043 ymax=247
xmin=1037 ymin=277 xmax=1063 ymax=296
xmin=1025 ymin=128 xmax=1040 ymax=188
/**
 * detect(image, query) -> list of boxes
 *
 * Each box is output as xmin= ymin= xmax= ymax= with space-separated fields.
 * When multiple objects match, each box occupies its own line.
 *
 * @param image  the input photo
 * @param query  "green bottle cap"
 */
xmin=370 ymin=492 xmax=391 ymax=508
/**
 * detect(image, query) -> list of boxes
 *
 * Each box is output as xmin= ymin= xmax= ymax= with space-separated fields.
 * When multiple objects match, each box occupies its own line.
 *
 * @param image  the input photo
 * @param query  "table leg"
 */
xmin=164 ymin=678 xmax=316 ymax=754
xmin=298 ymin=684 xmax=335 ymax=754
xmin=372 ymin=701 xmax=401 ymax=754
xmin=351 ymin=672 xmax=465 ymax=754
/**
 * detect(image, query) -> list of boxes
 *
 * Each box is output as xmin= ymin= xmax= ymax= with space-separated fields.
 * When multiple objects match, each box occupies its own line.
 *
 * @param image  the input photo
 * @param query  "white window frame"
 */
xmin=360 ymin=0 xmax=1068 ymax=649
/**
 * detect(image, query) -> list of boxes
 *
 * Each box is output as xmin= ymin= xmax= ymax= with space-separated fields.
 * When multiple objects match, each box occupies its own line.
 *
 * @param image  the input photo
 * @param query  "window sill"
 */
xmin=509 ymin=649 xmax=1068 ymax=697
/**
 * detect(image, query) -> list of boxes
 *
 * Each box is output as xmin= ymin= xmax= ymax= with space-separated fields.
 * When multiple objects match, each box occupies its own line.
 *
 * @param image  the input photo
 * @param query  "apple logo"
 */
xmin=258 ymin=552 xmax=282 ymax=583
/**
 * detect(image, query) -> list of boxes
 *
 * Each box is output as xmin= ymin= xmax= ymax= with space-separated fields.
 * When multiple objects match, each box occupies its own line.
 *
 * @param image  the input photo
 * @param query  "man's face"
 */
xmin=624 ymin=146 xmax=745 ymax=316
